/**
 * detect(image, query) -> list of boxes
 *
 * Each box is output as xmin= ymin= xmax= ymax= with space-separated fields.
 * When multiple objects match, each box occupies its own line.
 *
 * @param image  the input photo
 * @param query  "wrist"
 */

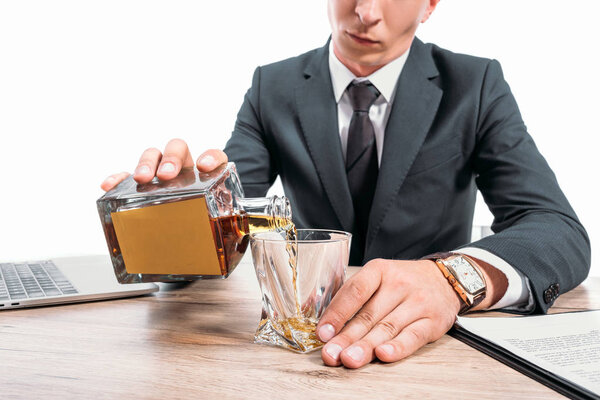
xmin=466 ymin=256 xmax=508 ymax=311
xmin=420 ymin=260 xmax=462 ymax=316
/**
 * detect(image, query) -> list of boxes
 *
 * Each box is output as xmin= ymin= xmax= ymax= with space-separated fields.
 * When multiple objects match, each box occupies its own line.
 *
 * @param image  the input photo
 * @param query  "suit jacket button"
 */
xmin=543 ymin=289 xmax=553 ymax=304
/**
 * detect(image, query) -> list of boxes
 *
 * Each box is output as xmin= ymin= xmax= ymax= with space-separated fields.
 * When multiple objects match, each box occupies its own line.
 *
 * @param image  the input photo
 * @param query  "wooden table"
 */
xmin=1 ymin=255 xmax=598 ymax=399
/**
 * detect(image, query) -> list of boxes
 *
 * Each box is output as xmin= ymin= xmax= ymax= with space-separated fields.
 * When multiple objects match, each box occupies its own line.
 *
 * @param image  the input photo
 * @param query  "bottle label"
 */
xmin=111 ymin=197 xmax=222 ymax=275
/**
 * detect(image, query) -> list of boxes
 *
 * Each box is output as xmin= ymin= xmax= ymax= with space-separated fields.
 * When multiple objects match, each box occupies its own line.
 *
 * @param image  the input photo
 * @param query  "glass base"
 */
xmin=254 ymin=317 xmax=324 ymax=353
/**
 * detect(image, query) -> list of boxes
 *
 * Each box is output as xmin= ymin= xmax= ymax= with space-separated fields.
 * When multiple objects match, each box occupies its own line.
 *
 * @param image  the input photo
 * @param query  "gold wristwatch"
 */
xmin=424 ymin=252 xmax=487 ymax=314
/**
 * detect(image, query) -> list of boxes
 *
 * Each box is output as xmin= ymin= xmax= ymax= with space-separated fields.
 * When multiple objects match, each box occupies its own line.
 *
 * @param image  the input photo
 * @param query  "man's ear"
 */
xmin=421 ymin=0 xmax=440 ymax=23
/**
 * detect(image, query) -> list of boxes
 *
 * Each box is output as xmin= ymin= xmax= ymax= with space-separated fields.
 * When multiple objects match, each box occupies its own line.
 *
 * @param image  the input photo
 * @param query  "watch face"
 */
xmin=445 ymin=257 xmax=485 ymax=294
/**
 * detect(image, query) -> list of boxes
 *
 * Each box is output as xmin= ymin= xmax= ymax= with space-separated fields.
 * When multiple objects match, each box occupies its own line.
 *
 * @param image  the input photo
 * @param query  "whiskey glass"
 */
xmin=250 ymin=229 xmax=350 ymax=353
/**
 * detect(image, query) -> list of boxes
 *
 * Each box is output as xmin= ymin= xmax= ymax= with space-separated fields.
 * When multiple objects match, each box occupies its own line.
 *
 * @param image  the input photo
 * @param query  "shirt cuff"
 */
xmin=454 ymin=247 xmax=535 ymax=312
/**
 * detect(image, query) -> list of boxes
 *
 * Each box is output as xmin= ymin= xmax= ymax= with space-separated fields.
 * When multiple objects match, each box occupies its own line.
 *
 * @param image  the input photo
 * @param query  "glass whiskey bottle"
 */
xmin=97 ymin=163 xmax=292 ymax=283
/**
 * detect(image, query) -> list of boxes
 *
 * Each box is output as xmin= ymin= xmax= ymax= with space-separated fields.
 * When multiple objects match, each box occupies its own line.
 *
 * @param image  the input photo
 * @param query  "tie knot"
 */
xmin=346 ymin=81 xmax=380 ymax=112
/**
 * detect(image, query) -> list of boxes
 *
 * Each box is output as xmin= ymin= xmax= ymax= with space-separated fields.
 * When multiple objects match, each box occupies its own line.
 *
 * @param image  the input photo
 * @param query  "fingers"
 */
xmin=320 ymin=288 xmax=404 ymax=366
xmin=316 ymin=263 xmax=383 ymax=344
xmin=196 ymin=149 xmax=228 ymax=172
xmin=104 ymin=139 xmax=212 ymax=192
xmin=341 ymin=300 xmax=428 ymax=368
xmin=100 ymin=172 xmax=131 ymax=192
xmin=133 ymin=147 xmax=162 ymax=184
xmin=321 ymin=298 xmax=423 ymax=368
xmin=374 ymin=318 xmax=436 ymax=363
xmin=156 ymin=138 xmax=194 ymax=180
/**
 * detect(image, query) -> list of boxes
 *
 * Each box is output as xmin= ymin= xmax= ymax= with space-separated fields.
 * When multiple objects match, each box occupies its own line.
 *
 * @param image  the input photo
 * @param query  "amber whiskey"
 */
xmin=212 ymin=213 xmax=296 ymax=276
xmin=97 ymin=164 xmax=293 ymax=283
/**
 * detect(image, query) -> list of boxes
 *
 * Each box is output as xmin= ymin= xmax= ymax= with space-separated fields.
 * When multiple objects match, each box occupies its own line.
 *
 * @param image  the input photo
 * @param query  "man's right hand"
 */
xmin=100 ymin=138 xmax=228 ymax=192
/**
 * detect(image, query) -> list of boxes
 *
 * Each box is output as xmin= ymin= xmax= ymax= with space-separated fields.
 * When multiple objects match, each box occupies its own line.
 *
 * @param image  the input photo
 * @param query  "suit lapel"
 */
xmin=366 ymin=38 xmax=443 ymax=254
xmin=295 ymin=43 xmax=356 ymax=233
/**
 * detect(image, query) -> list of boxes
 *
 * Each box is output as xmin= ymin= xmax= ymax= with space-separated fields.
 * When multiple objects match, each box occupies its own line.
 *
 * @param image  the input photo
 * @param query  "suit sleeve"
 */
xmin=223 ymin=66 xmax=278 ymax=197
xmin=463 ymin=59 xmax=591 ymax=314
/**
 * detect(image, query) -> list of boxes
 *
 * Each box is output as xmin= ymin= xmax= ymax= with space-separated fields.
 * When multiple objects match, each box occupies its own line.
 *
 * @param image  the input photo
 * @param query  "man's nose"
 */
xmin=355 ymin=0 xmax=382 ymax=26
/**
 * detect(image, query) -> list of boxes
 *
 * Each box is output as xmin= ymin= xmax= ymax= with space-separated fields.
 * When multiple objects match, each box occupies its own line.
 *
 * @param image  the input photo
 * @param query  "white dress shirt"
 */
xmin=328 ymin=43 xmax=533 ymax=311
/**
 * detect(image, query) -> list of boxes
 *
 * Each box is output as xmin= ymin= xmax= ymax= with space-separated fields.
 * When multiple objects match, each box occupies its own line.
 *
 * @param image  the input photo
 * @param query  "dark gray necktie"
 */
xmin=345 ymin=80 xmax=380 ymax=265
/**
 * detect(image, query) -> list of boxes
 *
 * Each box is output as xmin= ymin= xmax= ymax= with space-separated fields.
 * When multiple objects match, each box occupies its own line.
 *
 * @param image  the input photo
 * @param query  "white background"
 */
xmin=1 ymin=1 xmax=598 ymax=276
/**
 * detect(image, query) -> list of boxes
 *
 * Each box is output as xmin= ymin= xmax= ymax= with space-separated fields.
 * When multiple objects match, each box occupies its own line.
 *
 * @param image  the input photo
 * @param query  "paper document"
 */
xmin=456 ymin=310 xmax=600 ymax=398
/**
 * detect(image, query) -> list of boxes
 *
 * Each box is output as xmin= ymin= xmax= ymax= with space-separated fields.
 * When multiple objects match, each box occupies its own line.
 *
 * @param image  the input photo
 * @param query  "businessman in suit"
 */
xmin=102 ymin=0 xmax=590 ymax=369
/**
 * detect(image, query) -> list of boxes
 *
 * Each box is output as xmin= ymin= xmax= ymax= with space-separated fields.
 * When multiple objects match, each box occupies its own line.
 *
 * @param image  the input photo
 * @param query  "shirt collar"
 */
xmin=328 ymin=41 xmax=410 ymax=104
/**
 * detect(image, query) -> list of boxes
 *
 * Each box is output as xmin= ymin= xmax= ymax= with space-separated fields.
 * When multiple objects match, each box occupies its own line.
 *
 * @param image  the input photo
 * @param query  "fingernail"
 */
xmin=325 ymin=343 xmax=342 ymax=361
xmin=159 ymin=162 xmax=175 ymax=173
xmin=136 ymin=165 xmax=151 ymax=175
xmin=379 ymin=344 xmax=394 ymax=356
xmin=103 ymin=176 xmax=115 ymax=183
xmin=198 ymin=155 xmax=216 ymax=169
xmin=318 ymin=324 xmax=335 ymax=342
xmin=346 ymin=346 xmax=364 ymax=362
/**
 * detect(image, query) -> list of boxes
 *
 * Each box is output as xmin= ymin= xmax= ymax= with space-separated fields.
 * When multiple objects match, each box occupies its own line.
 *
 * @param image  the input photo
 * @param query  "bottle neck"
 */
xmin=237 ymin=195 xmax=292 ymax=231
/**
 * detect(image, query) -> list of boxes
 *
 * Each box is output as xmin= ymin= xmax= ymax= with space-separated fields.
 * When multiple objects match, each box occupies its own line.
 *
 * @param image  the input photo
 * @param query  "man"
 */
xmin=102 ymin=0 xmax=590 ymax=369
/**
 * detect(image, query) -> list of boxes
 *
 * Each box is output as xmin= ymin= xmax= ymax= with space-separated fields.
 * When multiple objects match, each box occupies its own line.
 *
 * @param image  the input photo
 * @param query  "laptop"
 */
xmin=0 ymin=255 xmax=158 ymax=310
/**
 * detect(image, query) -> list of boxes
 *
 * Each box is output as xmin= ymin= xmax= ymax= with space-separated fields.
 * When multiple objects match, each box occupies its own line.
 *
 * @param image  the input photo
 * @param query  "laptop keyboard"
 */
xmin=0 ymin=261 xmax=78 ymax=301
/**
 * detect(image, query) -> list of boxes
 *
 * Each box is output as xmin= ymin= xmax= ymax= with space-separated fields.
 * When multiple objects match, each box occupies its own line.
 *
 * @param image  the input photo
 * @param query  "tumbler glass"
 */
xmin=250 ymin=229 xmax=351 ymax=353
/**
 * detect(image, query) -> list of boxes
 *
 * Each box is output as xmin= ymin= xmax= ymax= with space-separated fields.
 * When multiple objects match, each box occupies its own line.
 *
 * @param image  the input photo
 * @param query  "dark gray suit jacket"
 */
xmin=224 ymin=37 xmax=591 ymax=314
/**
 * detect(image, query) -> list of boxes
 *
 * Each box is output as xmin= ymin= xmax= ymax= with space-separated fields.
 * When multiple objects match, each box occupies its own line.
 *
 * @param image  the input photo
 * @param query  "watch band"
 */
xmin=421 ymin=252 xmax=486 ymax=314
xmin=433 ymin=258 xmax=471 ymax=314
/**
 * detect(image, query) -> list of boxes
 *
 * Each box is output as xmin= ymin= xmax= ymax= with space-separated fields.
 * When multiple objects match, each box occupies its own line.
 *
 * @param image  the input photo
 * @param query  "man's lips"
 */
xmin=347 ymin=31 xmax=379 ymax=45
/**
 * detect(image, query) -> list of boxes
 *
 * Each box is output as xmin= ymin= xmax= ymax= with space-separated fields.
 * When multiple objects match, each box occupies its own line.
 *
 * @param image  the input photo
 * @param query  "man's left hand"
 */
xmin=315 ymin=258 xmax=462 ymax=368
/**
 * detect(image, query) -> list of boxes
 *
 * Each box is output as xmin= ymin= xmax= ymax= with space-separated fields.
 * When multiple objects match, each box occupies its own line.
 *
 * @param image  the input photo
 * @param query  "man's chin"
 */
xmin=346 ymin=52 xmax=389 ymax=69
xmin=337 ymin=46 xmax=371 ymax=61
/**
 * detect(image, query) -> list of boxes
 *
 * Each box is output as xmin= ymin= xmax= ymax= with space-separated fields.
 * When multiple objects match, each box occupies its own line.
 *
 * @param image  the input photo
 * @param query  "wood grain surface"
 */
xmin=1 ymin=254 xmax=598 ymax=400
